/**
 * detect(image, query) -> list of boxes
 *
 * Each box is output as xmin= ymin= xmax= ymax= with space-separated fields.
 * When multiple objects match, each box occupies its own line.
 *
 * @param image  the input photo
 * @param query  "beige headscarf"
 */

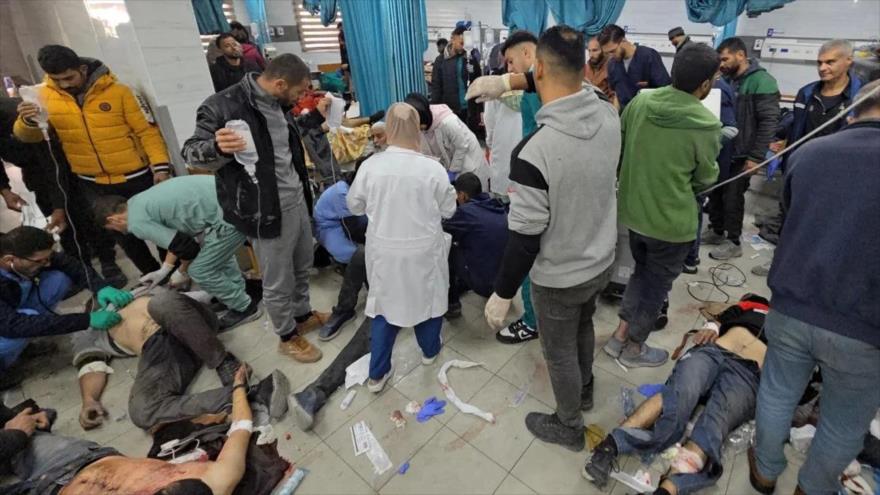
xmin=385 ymin=102 xmax=421 ymax=152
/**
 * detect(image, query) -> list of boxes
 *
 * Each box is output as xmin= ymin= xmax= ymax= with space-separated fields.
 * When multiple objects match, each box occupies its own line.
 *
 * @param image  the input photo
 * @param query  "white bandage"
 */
xmin=703 ymin=322 xmax=720 ymax=334
xmin=228 ymin=420 xmax=254 ymax=435
xmin=78 ymin=361 xmax=114 ymax=378
xmin=671 ymin=446 xmax=705 ymax=474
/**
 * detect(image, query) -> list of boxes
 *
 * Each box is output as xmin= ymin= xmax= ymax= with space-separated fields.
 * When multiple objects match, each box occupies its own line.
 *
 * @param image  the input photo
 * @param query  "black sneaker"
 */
xmin=318 ymin=309 xmax=355 ymax=341
xmin=215 ymin=353 xmax=243 ymax=387
xmin=291 ymin=387 xmax=322 ymax=431
xmin=682 ymin=260 xmax=699 ymax=275
xmin=249 ymin=370 xmax=290 ymax=420
xmin=20 ymin=341 xmax=58 ymax=360
xmin=524 ymin=412 xmax=585 ymax=452
xmin=100 ymin=261 xmax=128 ymax=289
xmin=444 ymin=301 xmax=462 ymax=319
xmin=219 ymin=299 xmax=263 ymax=331
xmin=0 ymin=364 xmax=26 ymax=390
xmin=496 ymin=319 xmax=538 ymax=344
xmin=581 ymin=380 xmax=594 ymax=412
xmin=582 ymin=435 xmax=620 ymax=488
xmin=654 ymin=300 xmax=669 ymax=330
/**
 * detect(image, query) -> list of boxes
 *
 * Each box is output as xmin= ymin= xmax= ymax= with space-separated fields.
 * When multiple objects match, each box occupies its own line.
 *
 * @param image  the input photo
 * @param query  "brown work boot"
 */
xmin=278 ymin=336 xmax=323 ymax=363
xmin=296 ymin=311 xmax=331 ymax=335
xmin=747 ymin=446 xmax=776 ymax=495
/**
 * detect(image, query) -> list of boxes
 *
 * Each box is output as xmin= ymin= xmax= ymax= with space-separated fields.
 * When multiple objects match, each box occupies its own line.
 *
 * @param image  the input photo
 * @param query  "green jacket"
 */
xmin=618 ymin=86 xmax=721 ymax=243
xmin=128 ymin=175 xmax=227 ymax=251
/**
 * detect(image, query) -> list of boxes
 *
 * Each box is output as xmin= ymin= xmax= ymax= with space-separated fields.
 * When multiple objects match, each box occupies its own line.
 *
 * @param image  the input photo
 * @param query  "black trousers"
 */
xmin=333 ymin=245 xmax=367 ymax=314
xmin=707 ymin=159 xmax=750 ymax=240
xmin=78 ymin=173 xmax=162 ymax=274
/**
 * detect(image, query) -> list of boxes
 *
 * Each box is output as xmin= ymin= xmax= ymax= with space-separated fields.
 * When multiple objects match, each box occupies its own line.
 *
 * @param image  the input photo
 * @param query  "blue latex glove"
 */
xmin=97 ymin=286 xmax=133 ymax=309
xmin=637 ymin=383 xmax=664 ymax=398
xmin=416 ymin=397 xmax=446 ymax=423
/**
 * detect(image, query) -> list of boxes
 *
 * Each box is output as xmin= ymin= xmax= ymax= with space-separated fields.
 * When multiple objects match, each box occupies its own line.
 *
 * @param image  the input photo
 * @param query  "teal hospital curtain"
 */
xmin=502 ymin=0 xmax=548 ymax=35
xmin=244 ymin=0 xmax=272 ymax=48
xmin=546 ymin=0 xmax=626 ymax=36
xmin=191 ymin=0 xmax=230 ymax=34
xmin=337 ymin=0 xmax=428 ymax=116
xmin=687 ymin=0 xmax=795 ymax=26
xmin=303 ymin=0 xmax=339 ymax=26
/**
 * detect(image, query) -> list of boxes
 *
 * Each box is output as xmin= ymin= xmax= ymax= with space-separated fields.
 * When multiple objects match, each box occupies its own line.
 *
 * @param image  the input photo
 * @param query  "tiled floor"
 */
xmin=3 ymin=165 xmax=815 ymax=494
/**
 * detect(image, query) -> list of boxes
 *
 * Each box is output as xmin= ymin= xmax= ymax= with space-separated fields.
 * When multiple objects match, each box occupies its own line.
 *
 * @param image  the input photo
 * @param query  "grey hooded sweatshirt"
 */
xmin=494 ymin=88 xmax=621 ymax=297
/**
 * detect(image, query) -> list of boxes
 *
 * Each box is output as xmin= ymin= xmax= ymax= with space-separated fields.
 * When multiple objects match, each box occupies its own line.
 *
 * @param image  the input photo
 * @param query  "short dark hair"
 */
xmin=153 ymin=479 xmax=213 ymax=495
xmin=501 ymin=30 xmax=538 ymax=56
xmin=92 ymin=195 xmax=128 ymax=227
xmin=404 ymin=92 xmax=432 ymax=129
xmin=717 ymin=37 xmax=748 ymax=55
xmin=37 ymin=45 xmax=82 ymax=74
xmin=452 ymin=27 xmax=466 ymax=37
xmin=215 ymin=33 xmax=236 ymax=48
xmin=0 ymin=226 xmax=54 ymax=258
xmin=671 ymin=44 xmax=720 ymax=93
xmin=596 ymin=24 xmax=626 ymax=46
xmin=453 ymin=172 xmax=482 ymax=198
xmin=537 ymin=25 xmax=585 ymax=81
xmin=853 ymin=79 xmax=880 ymax=118
xmin=264 ymin=54 xmax=311 ymax=85
xmin=345 ymin=153 xmax=373 ymax=185
xmin=437 ymin=38 xmax=448 ymax=48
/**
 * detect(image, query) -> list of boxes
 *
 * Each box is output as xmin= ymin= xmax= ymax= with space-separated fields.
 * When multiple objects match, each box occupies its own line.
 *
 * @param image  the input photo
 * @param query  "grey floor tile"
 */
xmin=379 ymin=426 xmax=507 ymax=495
xmin=494 ymin=474 xmax=537 ymax=495
xmin=291 ymin=442 xmax=376 ymax=495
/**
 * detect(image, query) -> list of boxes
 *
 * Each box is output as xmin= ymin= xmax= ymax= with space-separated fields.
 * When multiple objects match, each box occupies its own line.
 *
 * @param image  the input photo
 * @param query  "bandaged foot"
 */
xmin=670 ymin=444 xmax=705 ymax=474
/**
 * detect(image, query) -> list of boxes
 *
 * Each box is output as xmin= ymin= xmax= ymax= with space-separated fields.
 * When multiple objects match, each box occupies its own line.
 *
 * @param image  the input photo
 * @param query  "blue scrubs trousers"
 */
xmin=369 ymin=315 xmax=442 ymax=379
xmin=0 ymin=270 xmax=72 ymax=369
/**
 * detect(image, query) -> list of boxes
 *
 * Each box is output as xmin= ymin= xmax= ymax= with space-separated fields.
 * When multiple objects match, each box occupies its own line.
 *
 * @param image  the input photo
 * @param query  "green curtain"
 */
xmin=303 ymin=0 xmax=339 ymax=26
xmin=191 ymin=0 xmax=230 ymax=35
xmin=545 ymin=0 xmax=626 ymax=35
xmin=686 ymin=0 xmax=795 ymax=27
xmin=502 ymin=0 xmax=548 ymax=35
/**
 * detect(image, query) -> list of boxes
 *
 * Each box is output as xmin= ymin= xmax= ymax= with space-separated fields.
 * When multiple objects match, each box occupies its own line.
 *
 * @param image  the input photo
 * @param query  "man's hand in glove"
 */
xmin=96 ymin=286 xmax=133 ymax=309
xmin=169 ymin=269 xmax=191 ymax=290
xmin=466 ymin=74 xmax=511 ymax=103
xmin=484 ymin=292 xmax=513 ymax=330
xmin=138 ymin=263 xmax=174 ymax=289
xmin=89 ymin=310 xmax=121 ymax=330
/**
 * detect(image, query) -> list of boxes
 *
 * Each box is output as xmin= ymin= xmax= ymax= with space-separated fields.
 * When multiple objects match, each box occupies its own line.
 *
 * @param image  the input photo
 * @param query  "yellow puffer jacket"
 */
xmin=14 ymin=60 xmax=170 ymax=184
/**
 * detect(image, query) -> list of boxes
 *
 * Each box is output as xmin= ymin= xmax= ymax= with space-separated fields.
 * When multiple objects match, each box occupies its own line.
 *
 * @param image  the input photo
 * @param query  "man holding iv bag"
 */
xmin=183 ymin=54 xmax=331 ymax=363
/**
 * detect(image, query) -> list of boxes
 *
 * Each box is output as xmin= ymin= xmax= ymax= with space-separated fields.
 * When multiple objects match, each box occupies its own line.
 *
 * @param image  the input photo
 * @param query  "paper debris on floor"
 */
xmin=438 ymin=360 xmax=495 ymax=423
xmin=345 ymin=353 xmax=371 ymax=389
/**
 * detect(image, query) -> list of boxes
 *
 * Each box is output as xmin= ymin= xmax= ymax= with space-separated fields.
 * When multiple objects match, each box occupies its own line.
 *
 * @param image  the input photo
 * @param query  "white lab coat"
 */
xmin=346 ymin=146 xmax=457 ymax=327
xmin=484 ymin=99 xmax=521 ymax=195
xmin=422 ymin=112 xmax=490 ymax=189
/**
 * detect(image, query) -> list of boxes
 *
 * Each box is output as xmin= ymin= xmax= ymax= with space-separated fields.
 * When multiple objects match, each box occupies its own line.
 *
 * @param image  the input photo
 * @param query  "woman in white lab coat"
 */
xmin=346 ymin=102 xmax=457 ymax=392
xmin=404 ymin=92 xmax=490 ymax=190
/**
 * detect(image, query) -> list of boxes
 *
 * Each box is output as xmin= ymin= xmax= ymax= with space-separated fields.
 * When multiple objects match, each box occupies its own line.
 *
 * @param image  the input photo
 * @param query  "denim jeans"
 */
xmin=295 ymin=317 xmax=371 ymax=418
xmin=755 ymin=310 xmax=880 ymax=495
xmin=334 ymin=245 xmax=367 ymax=314
xmin=531 ymin=268 xmax=610 ymax=429
xmin=619 ymin=231 xmax=691 ymax=343
xmin=127 ymin=291 xmax=231 ymax=430
xmin=6 ymin=432 xmax=118 ymax=494
xmin=612 ymin=344 xmax=760 ymax=495
xmin=369 ymin=315 xmax=442 ymax=379
xmin=0 ymin=270 xmax=72 ymax=370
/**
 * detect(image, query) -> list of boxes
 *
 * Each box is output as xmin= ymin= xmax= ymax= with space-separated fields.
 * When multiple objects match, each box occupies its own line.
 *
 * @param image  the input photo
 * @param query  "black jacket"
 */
xmin=0 ymin=97 xmax=70 ymax=213
xmin=0 ymin=253 xmax=107 ymax=340
xmin=725 ymin=59 xmax=781 ymax=163
xmin=182 ymin=76 xmax=321 ymax=238
xmin=430 ymin=50 xmax=479 ymax=113
xmin=209 ymin=56 xmax=261 ymax=93
xmin=0 ymin=402 xmax=28 ymax=464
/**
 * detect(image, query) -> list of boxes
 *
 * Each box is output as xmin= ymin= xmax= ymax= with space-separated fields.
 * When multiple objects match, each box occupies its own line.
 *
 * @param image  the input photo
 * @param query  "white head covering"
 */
xmin=385 ymin=103 xmax=421 ymax=152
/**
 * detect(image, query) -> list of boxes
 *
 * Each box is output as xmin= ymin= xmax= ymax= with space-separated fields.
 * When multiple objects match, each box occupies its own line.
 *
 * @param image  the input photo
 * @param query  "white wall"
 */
xmin=255 ymin=0 xmax=341 ymax=68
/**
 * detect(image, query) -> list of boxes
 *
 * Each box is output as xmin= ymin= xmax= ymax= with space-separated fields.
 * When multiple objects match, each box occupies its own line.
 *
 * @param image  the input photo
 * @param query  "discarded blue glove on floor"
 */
xmin=398 ymin=462 xmax=410 ymax=474
xmin=416 ymin=397 xmax=446 ymax=423
xmin=637 ymin=383 xmax=664 ymax=398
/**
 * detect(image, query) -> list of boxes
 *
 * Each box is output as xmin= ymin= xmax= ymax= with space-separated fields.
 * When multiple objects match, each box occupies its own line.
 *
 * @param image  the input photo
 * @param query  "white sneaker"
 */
xmin=367 ymin=365 xmax=394 ymax=393
xmin=422 ymin=336 xmax=443 ymax=365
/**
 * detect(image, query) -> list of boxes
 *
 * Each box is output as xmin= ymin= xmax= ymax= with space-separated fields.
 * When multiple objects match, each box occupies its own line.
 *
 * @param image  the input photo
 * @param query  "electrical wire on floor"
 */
xmin=685 ymin=262 xmax=747 ymax=304
xmin=43 ymin=128 xmax=97 ymax=309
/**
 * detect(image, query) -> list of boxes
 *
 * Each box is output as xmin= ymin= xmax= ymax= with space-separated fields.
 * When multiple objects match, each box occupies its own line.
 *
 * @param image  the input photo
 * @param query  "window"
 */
xmin=199 ymin=1 xmax=236 ymax=52
xmin=295 ymin=3 xmax=342 ymax=52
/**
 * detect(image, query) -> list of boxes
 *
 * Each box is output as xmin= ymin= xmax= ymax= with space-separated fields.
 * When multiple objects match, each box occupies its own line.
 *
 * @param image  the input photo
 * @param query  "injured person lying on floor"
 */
xmin=71 ymin=289 xmax=289 ymax=432
xmin=583 ymin=294 xmax=770 ymax=495
xmin=2 ymin=365 xmax=259 ymax=495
